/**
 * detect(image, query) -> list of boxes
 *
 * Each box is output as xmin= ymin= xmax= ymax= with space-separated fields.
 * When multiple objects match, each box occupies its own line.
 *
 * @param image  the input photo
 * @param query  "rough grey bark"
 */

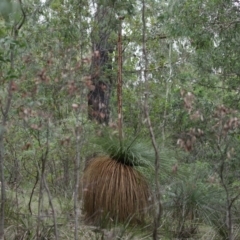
xmin=88 ymin=5 xmax=116 ymax=124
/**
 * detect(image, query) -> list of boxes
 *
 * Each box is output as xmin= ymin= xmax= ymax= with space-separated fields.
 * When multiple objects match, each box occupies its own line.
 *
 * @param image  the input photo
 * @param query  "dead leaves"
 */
xmin=178 ymin=89 xmax=240 ymax=152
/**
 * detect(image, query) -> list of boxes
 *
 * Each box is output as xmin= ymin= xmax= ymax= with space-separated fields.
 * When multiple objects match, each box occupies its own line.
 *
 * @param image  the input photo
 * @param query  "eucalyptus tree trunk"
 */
xmin=88 ymin=4 xmax=117 ymax=125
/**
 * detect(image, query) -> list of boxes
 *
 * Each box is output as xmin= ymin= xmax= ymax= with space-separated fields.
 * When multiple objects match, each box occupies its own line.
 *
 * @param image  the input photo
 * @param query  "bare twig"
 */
xmin=216 ymin=140 xmax=234 ymax=240
xmin=36 ymin=145 xmax=46 ymax=239
xmin=144 ymin=99 xmax=162 ymax=240
xmin=17 ymin=0 xmax=26 ymax=31
xmin=28 ymin=171 xmax=39 ymax=215
xmin=43 ymin=172 xmax=59 ymax=239
xmin=43 ymin=122 xmax=58 ymax=239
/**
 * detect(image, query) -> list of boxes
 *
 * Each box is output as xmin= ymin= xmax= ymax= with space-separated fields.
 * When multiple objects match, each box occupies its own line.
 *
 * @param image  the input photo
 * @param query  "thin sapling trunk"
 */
xmin=141 ymin=1 xmax=162 ymax=239
xmin=117 ymin=17 xmax=124 ymax=142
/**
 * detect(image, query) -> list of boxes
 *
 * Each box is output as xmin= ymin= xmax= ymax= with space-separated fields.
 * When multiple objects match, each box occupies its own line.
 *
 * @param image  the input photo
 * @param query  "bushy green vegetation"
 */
xmin=1 ymin=0 xmax=240 ymax=239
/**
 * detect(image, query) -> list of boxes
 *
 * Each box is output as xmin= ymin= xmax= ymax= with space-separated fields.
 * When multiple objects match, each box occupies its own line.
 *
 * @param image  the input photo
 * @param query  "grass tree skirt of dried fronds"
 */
xmin=82 ymin=156 xmax=151 ymax=226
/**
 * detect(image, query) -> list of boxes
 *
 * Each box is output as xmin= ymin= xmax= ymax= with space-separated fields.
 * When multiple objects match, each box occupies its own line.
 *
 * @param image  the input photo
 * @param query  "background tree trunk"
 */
xmin=88 ymin=4 xmax=116 ymax=124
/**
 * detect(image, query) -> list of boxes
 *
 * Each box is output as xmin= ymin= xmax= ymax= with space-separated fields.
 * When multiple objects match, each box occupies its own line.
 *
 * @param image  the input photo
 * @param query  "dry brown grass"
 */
xmin=82 ymin=156 xmax=151 ymax=226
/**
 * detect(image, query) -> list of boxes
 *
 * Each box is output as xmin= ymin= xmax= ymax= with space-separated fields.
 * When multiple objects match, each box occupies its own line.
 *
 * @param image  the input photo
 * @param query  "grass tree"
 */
xmin=82 ymin=137 xmax=153 ymax=226
xmin=82 ymin=16 xmax=152 ymax=227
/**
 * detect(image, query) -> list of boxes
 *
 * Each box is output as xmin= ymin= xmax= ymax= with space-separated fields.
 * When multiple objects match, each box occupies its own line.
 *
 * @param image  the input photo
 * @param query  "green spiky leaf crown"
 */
xmin=94 ymin=133 xmax=155 ymax=167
